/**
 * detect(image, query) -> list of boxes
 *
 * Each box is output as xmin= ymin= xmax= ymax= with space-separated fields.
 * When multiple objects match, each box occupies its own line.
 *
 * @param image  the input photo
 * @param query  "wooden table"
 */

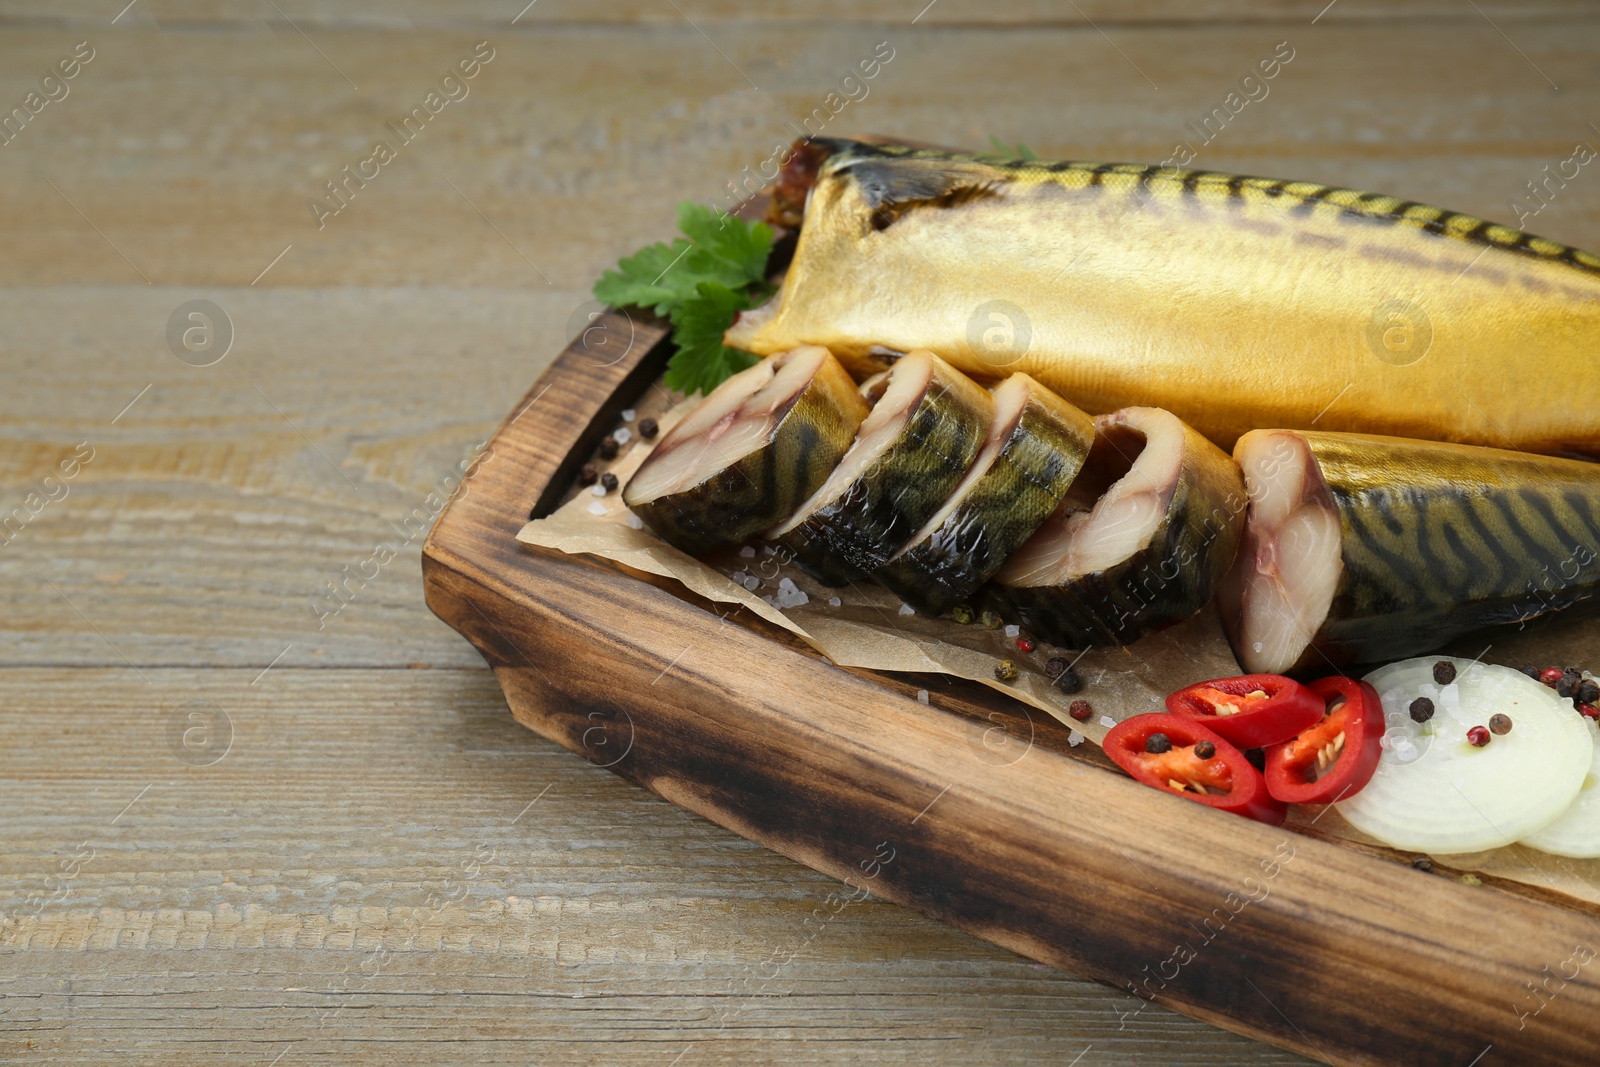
xmin=4 ymin=3 xmax=1597 ymax=1062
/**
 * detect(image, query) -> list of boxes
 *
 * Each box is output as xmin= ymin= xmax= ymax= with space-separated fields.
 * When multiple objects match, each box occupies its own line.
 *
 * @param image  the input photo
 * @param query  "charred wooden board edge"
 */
xmin=421 ymin=194 xmax=1600 ymax=1066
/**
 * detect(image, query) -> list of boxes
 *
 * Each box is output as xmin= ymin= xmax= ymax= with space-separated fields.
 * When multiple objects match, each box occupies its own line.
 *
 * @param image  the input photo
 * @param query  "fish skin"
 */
xmin=1229 ymin=430 xmax=1600 ymax=673
xmin=774 ymin=352 xmax=993 ymax=586
xmin=624 ymin=348 xmax=867 ymax=555
xmin=987 ymin=408 xmax=1248 ymax=649
xmin=727 ymin=138 xmax=1600 ymax=457
xmin=876 ymin=375 xmax=1096 ymax=616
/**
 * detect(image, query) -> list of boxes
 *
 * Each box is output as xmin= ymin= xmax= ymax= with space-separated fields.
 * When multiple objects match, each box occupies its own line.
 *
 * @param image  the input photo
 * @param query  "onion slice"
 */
xmin=1334 ymin=657 xmax=1590 ymax=855
xmin=1521 ymin=718 xmax=1600 ymax=858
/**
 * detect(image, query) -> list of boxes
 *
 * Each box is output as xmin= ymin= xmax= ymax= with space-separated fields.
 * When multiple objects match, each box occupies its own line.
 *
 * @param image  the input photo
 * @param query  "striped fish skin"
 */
xmin=988 ymin=408 xmax=1247 ymax=649
xmin=1225 ymin=430 xmax=1600 ymax=674
xmin=728 ymin=138 xmax=1600 ymax=457
xmin=876 ymin=375 xmax=1095 ymax=616
xmin=624 ymin=346 xmax=867 ymax=556
xmin=772 ymin=351 xmax=994 ymax=585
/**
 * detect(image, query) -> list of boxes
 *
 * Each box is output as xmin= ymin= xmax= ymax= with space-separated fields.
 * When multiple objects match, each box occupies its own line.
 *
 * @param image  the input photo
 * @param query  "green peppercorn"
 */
xmin=950 ymin=604 xmax=975 ymax=625
xmin=978 ymin=610 xmax=1002 ymax=630
xmin=994 ymin=659 xmax=1019 ymax=683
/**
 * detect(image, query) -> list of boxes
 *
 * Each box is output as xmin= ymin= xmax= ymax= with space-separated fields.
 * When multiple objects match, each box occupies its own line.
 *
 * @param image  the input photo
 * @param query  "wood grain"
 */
xmin=6 ymin=5 xmax=1600 ymax=1064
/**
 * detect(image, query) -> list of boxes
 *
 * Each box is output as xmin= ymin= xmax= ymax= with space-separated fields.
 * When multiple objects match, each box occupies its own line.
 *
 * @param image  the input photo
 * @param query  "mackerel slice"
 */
xmin=1220 ymin=429 xmax=1600 ymax=675
xmin=624 ymin=345 xmax=867 ymax=555
xmin=989 ymin=406 xmax=1247 ymax=648
xmin=769 ymin=350 xmax=993 ymax=587
xmin=876 ymin=373 xmax=1095 ymax=616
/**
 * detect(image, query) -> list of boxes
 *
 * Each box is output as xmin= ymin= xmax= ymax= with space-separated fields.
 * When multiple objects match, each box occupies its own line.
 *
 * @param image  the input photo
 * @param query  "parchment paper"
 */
xmin=516 ymin=387 xmax=1600 ymax=907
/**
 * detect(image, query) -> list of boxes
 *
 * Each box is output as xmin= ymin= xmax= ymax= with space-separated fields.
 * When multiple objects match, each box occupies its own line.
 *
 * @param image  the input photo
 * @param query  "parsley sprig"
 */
xmin=594 ymin=202 xmax=774 ymax=396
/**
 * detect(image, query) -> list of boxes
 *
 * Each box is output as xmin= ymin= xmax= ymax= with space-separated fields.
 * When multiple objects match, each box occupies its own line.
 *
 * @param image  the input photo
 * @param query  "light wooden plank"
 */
xmin=0 ymin=667 xmax=1312 ymax=1065
xmin=3 ymin=0 xmax=1595 ymax=28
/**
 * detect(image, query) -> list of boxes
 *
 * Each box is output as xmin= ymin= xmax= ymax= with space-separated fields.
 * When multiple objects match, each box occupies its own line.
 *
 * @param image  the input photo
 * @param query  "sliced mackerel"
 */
xmin=1221 ymin=429 xmax=1600 ymax=674
xmin=624 ymin=345 xmax=867 ymax=555
xmin=990 ymin=406 xmax=1247 ymax=648
xmin=876 ymin=373 xmax=1095 ymax=616
xmin=769 ymin=350 xmax=993 ymax=587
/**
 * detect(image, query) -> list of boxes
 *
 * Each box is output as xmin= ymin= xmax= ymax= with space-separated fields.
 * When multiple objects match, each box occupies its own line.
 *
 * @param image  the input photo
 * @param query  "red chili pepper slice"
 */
xmin=1263 ymin=675 xmax=1384 ymax=806
xmin=1103 ymin=713 xmax=1287 ymax=825
xmin=1165 ymin=673 xmax=1323 ymax=749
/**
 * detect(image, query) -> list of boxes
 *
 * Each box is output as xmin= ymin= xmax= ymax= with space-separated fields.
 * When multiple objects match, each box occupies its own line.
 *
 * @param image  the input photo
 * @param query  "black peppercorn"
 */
xmin=577 ymin=463 xmax=599 ymax=487
xmin=1522 ymin=665 xmax=1543 ymax=680
xmin=1193 ymin=740 xmax=1216 ymax=760
xmin=638 ymin=417 xmax=659 ymax=439
xmin=1145 ymin=733 xmax=1172 ymax=755
xmin=1557 ymin=670 xmax=1581 ymax=699
xmin=1409 ymin=696 xmax=1435 ymax=723
xmin=1578 ymin=679 xmax=1600 ymax=705
xmin=598 ymin=436 xmax=620 ymax=460
xmin=600 ymin=472 xmax=619 ymax=492
xmin=1432 ymin=660 xmax=1457 ymax=686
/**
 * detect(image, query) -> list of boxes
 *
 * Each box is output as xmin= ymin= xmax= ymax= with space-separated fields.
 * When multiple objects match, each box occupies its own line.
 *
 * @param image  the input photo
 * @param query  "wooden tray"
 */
xmin=421 ymin=200 xmax=1600 ymax=1067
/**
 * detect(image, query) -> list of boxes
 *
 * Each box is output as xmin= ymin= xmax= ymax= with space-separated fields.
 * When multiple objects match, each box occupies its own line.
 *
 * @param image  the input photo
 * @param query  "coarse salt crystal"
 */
xmin=620 ymin=408 xmax=636 ymax=421
xmin=731 ymin=572 xmax=747 ymax=585
xmin=778 ymin=577 xmax=797 ymax=593
xmin=586 ymin=501 xmax=607 ymax=515
xmin=916 ymin=689 xmax=929 ymax=705
xmin=827 ymin=596 xmax=841 ymax=607
xmin=625 ymin=513 xmax=643 ymax=529
xmin=743 ymin=576 xmax=760 ymax=591
xmin=775 ymin=587 xmax=809 ymax=609
xmin=1068 ymin=730 xmax=1084 ymax=747
xmin=613 ymin=427 xmax=632 ymax=445
xmin=739 ymin=545 xmax=756 ymax=558
xmin=1004 ymin=624 xmax=1020 ymax=638
xmin=898 ymin=603 xmax=915 ymax=616
xmin=1099 ymin=716 xmax=1116 ymax=729
xmin=590 ymin=484 xmax=606 ymax=496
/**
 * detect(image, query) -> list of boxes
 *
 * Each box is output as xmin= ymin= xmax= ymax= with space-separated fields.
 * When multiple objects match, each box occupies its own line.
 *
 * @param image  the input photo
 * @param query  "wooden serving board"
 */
xmin=421 ymin=200 xmax=1600 ymax=1067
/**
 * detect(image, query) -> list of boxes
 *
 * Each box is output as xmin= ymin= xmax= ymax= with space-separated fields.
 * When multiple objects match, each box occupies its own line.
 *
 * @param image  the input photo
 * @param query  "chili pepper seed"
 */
xmin=1193 ymin=740 xmax=1216 ymax=759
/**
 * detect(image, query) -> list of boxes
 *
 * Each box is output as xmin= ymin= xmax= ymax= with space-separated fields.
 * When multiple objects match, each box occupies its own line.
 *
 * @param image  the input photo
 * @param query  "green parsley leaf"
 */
xmin=592 ymin=202 xmax=776 ymax=394
xmin=663 ymin=282 xmax=760 ymax=397
xmin=593 ymin=205 xmax=773 ymax=317
xmin=675 ymin=202 xmax=773 ymax=287
xmin=988 ymin=136 xmax=1038 ymax=160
